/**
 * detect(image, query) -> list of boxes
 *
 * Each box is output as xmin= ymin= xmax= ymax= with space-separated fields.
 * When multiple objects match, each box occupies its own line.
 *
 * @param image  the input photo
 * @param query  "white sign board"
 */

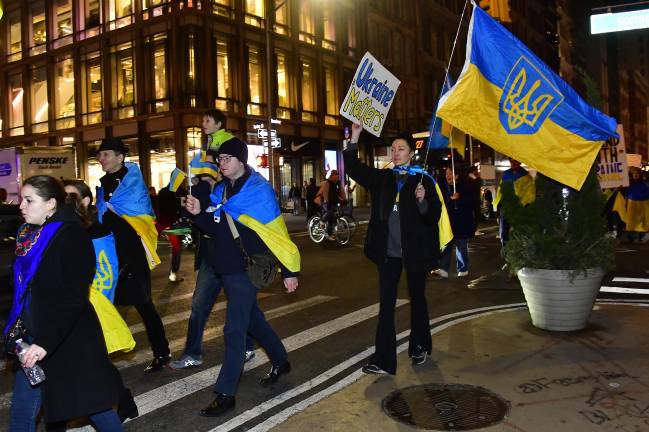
xmin=597 ymin=124 xmax=629 ymax=189
xmin=0 ymin=148 xmax=19 ymax=203
xmin=339 ymin=52 xmax=401 ymax=137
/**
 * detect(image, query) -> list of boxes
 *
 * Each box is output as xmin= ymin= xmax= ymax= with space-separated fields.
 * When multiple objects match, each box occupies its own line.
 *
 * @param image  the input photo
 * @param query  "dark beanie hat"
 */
xmin=216 ymin=137 xmax=248 ymax=164
xmin=98 ymin=137 xmax=128 ymax=155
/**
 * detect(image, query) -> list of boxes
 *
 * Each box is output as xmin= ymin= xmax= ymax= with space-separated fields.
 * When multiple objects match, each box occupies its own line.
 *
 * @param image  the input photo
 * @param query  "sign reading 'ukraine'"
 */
xmin=437 ymin=4 xmax=618 ymax=190
xmin=340 ymin=52 xmax=401 ymax=137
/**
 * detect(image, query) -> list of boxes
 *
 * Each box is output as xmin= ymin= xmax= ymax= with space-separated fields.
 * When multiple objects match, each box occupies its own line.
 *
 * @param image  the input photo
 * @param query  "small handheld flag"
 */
xmin=189 ymin=150 xmax=219 ymax=178
xmin=168 ymin=168 xmax=187 ymax=192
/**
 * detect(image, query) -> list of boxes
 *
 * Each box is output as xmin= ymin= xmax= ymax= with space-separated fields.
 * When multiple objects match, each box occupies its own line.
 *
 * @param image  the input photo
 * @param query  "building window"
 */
xmin=83 ymin=52 xmax=103 ymax=125
xmin=8 ymin=73 xmax=24 ymax=136
xmin=215 ymin=38 xmax=233 ymax=111
xmin=211 ymin=0 xmax=234 ymax=18
xmin=347 ymin=15 xmax=356 ymax=57
xmin=83 ymin=0 xmax=102 ymax=36
xmin=152 ymin=37 xmax=169 ymax=112
xmin=299 ymin=1 xmax=315 ymax=44
xmin=322 ymin=6 xmax=336 ymax=50
xmin=149 ymin=131 xmax=177 ymax=192
xmin=276 ymin=51 xmax=291 ymax=119
xmin=29 ymin=1 xmax=47 ymax=56
xmin=247 ymin=46 xmax=264 ymax=116
xmin=53 ymin=0 xmax=73 ymax=48
xmin=324 ymin=65 xmax=338 ymax=125
xmin=112 ymin=43 xmax=135 ymax=119
xmin=142 ymin=0 xmax=169 ymax=19
xmin=186 ymin=33 xmax=196 ymax=106
xmin=245 ymin=0 xmax=264 ymax=27
xmin=274 ymin=0 xmax=289 ymax=35
xmin=31 ymin=65 xmax=49 ymax=133
xmin=55 ymin=57 xmax=75 ymax=129
xmin=110 ymin=0 xmax=134 ymax=29
xmin=300 ymin=59 xmax=316 ymax=122
xmin=7 ymin=12 xmax=22 ymax=62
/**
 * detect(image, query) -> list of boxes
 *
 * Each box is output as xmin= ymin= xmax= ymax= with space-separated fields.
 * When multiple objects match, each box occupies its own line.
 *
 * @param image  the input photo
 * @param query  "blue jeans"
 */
xmin=184 ymin=261 xmax=255 ymax=357
xmin=9 ymin=370 xmax=42 ymax=432
xmin=88 ymin=409 xmax=123 ymax=431
xmin=439 ymin=238 xmax=469 ymax=273
xmin=214 ymin=271 xmax=288 ymax=396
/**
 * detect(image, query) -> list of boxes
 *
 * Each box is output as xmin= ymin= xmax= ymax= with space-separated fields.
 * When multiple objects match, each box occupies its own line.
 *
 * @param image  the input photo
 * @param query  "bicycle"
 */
xmin=308 ymin=204 xmax=353 ymax=245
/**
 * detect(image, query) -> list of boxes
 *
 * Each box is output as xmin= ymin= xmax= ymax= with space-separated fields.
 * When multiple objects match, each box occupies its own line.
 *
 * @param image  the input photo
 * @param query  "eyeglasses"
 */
xmin=217 ymin=155 xmax=233 ymax=164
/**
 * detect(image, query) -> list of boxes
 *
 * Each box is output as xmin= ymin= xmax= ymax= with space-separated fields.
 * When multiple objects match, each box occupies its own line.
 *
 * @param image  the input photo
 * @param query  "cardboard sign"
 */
xmin=597 ymin=124 xmax=629 ymax=189
xmin=339 ymin=52 xmax=401 ymax=137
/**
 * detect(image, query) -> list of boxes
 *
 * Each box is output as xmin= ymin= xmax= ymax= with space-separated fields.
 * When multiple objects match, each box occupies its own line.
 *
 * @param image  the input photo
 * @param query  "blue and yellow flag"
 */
xmin=168 ymin=167 xmax=187 ymax=192
xmin=617 ymin=181 xmax=649 ymax=233
xmin=437 ymin=4 xmax=618 ymax=190
xmin=190 ymin=150 xmax=219 ymax=178
xmin=96 ymin=162 xmax=161 ymax=269
xmin=210 ymin=171 xmax=300 ymax=272
xmin=91 ymin=234 xmax=119 ymax=303
xmin=428 ymin=76 xmax=467 ymax=158
xmin=492 ymin=167 xmax=536 ymax=210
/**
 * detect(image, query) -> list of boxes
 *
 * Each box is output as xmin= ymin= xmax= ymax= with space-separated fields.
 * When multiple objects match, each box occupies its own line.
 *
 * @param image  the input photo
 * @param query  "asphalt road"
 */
xmin=0 ymin=217 xmax=647 ymax=431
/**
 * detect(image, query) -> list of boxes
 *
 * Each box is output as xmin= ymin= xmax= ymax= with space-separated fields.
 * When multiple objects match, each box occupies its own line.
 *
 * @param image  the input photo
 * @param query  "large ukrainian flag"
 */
xmin=428 ymin=76 xmax=467 ymax=159
xmin=210 ymin=171 xmax=300 ymax=272
xmin=97 ymin=162 xmax=161 ymax=269
xmin=437 ymin=4 xmax=618 ymax=190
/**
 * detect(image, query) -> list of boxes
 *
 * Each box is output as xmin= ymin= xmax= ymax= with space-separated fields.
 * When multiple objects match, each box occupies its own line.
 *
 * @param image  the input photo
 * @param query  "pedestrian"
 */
xmin=301 ymin=180 xmax=308 ymax=212
xmin=157 ymin=183 xmax=184 ymax=282
xmin=6 ymin=175 xmax=123 ymax=431
xmin=95 ymin=137 xmax=171 ymax=372
xmin=203 ymin=108 xmax=234 ymax=151
xmin=185 ymin=137 xmax=300 ymax=417
xmin=0 ymin=187 xmax=8 ymax=204
xmin=305 ymin=178 xmax=318 ymax=220
xmin=466 ymin=165 xmax=484 ymax=235
xmin=432 ymin=167 xmax=476 ymax=278
xmin=345 ymin=123 xmax=442 ymax=374
xmin=316 ymin=170 xmax=346 ymax=239
xmin=288 ymin=183 xmax=300 ymax=215
xmin=171 ymin=150 xmax=257 ymax=370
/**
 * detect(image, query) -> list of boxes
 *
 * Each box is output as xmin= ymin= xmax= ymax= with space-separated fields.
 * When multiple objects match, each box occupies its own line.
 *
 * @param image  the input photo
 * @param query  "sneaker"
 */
xmin=168 ymin=272 xmax=180 ymax=282
xmin=200 ymin=393 xmax=235 ymax=417
xmin=457 ymin=271 xmax=469 ymax=277
xmin=411 ymin=345 xmax=428 ymax=366
xmin=475 ymin=230 xmax=485 ymax=236
xmin=430 ymin=269 xmax=449 ymax=278
xmin=362 ymin=363 xmax=388 ymax=374
xmin=244 ymin=350 xmax=256 ymax=363
xmin=170 ymin=354 xmax=203 ymax=369
xmin=259 ymin=361 xmax=291 ymax=386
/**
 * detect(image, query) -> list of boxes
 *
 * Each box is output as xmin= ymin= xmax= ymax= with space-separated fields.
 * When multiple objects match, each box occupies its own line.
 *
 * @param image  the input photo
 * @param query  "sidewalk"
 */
xmin=273 ymin=303 xmax=649 ymax=432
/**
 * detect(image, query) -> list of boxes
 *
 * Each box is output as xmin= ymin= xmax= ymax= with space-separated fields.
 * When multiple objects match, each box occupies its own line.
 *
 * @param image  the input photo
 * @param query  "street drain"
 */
xmin=382 ymin=383 xmax=509 ymax=430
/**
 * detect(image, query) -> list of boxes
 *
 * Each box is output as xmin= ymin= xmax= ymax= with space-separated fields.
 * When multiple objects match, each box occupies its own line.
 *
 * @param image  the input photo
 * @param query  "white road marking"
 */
xmin=600 ymin=286 xmax=649 ymax=295
xmin=611 ymin=277 xmax=649 ymax=284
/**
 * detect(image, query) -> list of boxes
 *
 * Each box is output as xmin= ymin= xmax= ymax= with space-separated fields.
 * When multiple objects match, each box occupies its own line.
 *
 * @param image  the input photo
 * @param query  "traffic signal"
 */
xmin=256 ymin=154 xmax=269 ymax=168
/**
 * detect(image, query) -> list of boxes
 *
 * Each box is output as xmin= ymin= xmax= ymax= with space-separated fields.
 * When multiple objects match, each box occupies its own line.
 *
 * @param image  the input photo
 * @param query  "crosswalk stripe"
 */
xmin=600 ymin=286 xmax=649 ymax=295
xmin=611 ymin=277 xmax=649 ymax=284
xmin=113 ymin=295 xmax=337 ymax=370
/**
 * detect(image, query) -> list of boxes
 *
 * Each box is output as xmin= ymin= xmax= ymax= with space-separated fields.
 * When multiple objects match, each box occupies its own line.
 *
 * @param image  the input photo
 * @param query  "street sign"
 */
xmin=591 ymin=8 xmax=649 ymax=34
xmin=257 ymin=129 xmax=277 ymax=139
xmin=262 ymin=138 xmax=282 ymax=148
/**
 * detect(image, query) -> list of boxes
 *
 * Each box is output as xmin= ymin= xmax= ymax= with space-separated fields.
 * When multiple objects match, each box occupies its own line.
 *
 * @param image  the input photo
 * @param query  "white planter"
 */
xmin=517 ymin=267 xmax=605 ymax=331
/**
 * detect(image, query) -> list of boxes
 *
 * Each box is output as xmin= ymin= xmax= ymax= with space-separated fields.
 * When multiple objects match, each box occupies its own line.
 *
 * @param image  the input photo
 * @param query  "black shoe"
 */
xmin=259 ymin=361 xmax=291 ymax=387
xmin=144 ymin=354 xmax=171 ymax=373
xmin=199 ymin=393 xmax=236 ymax=417
xmin=411 ymin=345 xmax=428 ymax=366
xmin=117 ymin=388 xmax=139 ymax=422
xmin=361 ymin=363 xmax=388 ymax=374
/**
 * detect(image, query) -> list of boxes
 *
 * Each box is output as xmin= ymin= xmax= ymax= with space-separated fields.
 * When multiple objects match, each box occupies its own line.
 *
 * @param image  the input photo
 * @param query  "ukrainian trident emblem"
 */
xmin=499 ymin=57 xmax=563 ymax=135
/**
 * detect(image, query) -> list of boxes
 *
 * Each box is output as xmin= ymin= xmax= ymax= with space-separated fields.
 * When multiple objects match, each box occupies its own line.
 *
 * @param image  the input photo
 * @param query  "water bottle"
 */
xmin=15 ymin=339 xmax=46 ymax=386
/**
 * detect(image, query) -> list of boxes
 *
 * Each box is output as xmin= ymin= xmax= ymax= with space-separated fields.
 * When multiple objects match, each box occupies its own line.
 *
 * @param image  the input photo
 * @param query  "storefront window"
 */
xmin=83 ymin=52 xmax=103 ymax=125
xmin=322 ymin=6 xmax=336 ymax=50
xmin=110 ymin=0 xmax=134 ymax=29
xmin=279 ymin=160 xmax=293 ymax=206
xmin=112 ymin=43 xmax=135 ymax=119
xmin=188 ymin=33 xmax=196 ymax=96
xmin=299 ymin=2 xmax=315 ymax=44
xmin=55 ymin=57 xmax=75 ymax=129
xmin=142 ymin=0 xmax=168 ymax=19
xmin=53 ymin=0 xmax=73 ymax=47
xmin=274 ymin=0 xmax=289 ymax=35
xmin=149 ymin=131 xmax=177 ymax=192
xmin=7 ymin=12 xmax=22 ymax=62
xmin=301 ymin=59 xmax=316 ymax=122
xmin=215 ymin=38 xmax=232 ymax=111
xmin=324 ymin=65 xmax=339 ymax=125
xmin=276 ymin=50 xmax=291 ymax=119
xmin=31 ymin=66 xmax=48 ymax=133
xmin=247 ymin=46 xmax=264 ymax=116
xmin=153 ymin=38 xmax=169 ymax=112
xmin=245 ymin=0 xmax=264 ymax=27
xmin=212 ymin=0 xmax=234 ymax=18
xmin=8 ymin=73 xmax=25 ymax=136
xmin=30 ymin=1 xmax=47 ymax=56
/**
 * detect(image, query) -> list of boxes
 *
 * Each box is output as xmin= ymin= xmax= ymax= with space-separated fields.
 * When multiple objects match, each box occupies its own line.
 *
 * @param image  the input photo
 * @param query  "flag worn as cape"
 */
xmin=428 ymin=75 xmax=467 ymax=158
xmin=210 ymin=170 xmax=300 ymax=272
xmin=190 ymin=150 xmax=219 ymax=178
xmin=492 ymin=167 xmax=536 ymax=210
xmin=437 ymin=4 xmax=618 ymax=190
xmin=168 ymin=167 xmax=187 ymax=193
xmin=618 ymin=181 xmax=649 ymax=232
xmin=96 ymin=162 xmax=160 ymax=269
xmin=392 ymin=165 xmax=454 ymax=249
xmin=91 ymin=234 xmax=119 ymax=303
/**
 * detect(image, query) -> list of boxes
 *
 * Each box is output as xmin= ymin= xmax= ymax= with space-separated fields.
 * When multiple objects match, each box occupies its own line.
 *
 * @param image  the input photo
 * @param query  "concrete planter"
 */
xmin=517 ymin=267 xmax=605 ymax=331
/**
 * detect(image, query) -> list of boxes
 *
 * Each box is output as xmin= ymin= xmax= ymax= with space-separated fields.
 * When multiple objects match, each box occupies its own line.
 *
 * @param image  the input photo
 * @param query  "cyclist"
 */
xmin=317 ymin=170 xmax=346 ymax=240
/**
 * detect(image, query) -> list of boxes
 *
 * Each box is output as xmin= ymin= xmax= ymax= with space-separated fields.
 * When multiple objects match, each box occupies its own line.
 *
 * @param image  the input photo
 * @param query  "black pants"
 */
xmin=373 ymin=257 xmax=432 ymax=374
xmin=135 ymin=301 xmax=170 ymax=358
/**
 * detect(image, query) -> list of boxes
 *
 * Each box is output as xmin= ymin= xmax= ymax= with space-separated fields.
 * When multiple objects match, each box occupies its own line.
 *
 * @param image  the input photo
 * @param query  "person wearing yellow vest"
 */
xmin=203 ymin=109 xmax=234 ymax=152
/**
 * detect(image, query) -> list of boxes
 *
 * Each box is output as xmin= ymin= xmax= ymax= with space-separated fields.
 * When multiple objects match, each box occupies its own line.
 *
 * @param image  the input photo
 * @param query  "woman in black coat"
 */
xmin=344 ymin=123 xmax=442 ymax=375
xmin=7 ymin=175 xmax=123 ymax=431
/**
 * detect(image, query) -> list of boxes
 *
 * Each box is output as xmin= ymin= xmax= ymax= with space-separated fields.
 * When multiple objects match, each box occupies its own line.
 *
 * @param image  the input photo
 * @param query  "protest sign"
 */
xmin=339 ymin=52 xmax=401 ymax=137
xmin=597 ymin=124 xmax=629 ymax=189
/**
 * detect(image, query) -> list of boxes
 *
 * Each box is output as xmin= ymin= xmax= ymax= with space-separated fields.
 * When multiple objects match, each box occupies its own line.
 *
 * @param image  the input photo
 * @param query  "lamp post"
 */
xmin=265 ymin=0 xmax=285 ymax=194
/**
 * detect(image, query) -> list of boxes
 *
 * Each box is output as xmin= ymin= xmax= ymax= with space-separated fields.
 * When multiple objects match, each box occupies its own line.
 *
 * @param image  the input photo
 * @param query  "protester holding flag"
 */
xmin=185 ymin=137 xmax=300 ymax=417
xmin=6 ymin=175 xmax=124 ymax=431
xmin=344 ymin=122 xmax=442 ymax=375
xmin=96 ymin=138 xmax=171 ymax=373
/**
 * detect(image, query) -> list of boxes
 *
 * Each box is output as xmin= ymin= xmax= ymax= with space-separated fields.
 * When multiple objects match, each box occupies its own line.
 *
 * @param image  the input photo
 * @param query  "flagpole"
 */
xmin=421 ymin=0 xmax=470 ymax=183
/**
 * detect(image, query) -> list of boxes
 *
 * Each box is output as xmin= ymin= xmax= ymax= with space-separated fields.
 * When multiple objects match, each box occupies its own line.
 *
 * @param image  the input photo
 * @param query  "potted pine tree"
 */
xmin=501 ymin=168 xmax=616 ymax=331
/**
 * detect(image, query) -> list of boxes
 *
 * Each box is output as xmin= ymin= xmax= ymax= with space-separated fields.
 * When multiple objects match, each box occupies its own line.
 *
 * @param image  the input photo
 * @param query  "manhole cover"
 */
xmin=382 ymin=383 xmax=509 ymax=430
